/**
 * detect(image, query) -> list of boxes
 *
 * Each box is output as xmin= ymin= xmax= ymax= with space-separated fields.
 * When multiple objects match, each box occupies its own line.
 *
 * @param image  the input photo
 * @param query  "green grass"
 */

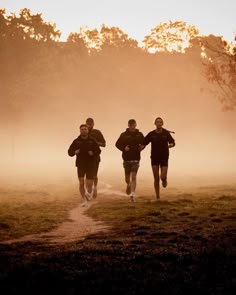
xmin=1 ymin=184 xmax=236 ymax=246
xmin=83 ymin=192 xmax=236 ymax=257
xmin=0 ymin=185 xmax=235 ymax=294
xmin=0 ymin=186 xmax=79 ymax=240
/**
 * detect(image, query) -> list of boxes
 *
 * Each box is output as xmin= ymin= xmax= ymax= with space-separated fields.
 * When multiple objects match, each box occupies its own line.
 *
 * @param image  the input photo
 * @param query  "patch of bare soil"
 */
xmin=2 ymin=203 xmax=107 ymax=245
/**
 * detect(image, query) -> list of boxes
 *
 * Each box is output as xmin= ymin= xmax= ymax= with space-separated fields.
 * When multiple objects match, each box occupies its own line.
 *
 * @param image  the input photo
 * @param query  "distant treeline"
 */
xmin=0 ymin=8 xmax=235 ymax=125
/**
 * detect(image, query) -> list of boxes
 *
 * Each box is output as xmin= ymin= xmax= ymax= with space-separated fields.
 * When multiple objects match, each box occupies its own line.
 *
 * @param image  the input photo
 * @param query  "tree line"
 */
xmin=0 ymin=7 xmax=235 ymax=125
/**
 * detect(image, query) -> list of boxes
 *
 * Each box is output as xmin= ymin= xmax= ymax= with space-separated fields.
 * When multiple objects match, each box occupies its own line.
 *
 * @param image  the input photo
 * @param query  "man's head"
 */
xmin=154 ymin=117 xmax=164 ymax=129
xmin=80 ymin=124 xmax=89 ymax=137
xmin=128 ymin=119 xmax=137 ymax=132
xmin=86 ymin=118 xmax=94 ymax=131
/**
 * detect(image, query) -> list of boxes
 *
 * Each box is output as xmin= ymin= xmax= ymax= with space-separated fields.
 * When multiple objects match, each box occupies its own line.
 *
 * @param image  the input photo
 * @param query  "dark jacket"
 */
xmin=68 ymin=135 xmax=101 ymax=167
xmin=88 ymin=128 xmax=106 ymax=161
xmin=89 ymin=129 xmax=106 ymax=147
xmin=115 ymin=129 xmax=144 ymax=161
xmin=143 ymin=128 xmax=175 ymax=160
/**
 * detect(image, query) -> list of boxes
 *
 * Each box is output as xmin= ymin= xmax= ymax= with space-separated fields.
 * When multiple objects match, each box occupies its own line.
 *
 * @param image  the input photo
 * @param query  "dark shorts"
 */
xmin=77 ymin=162 xmax=95 ymax=179
xmin=123 ymin=160 xmax=140 ymax=174
xmin=151 ymin=158 xmax=168 ymax=167
xmin=93 ymin=159 xmax=100 ymax=178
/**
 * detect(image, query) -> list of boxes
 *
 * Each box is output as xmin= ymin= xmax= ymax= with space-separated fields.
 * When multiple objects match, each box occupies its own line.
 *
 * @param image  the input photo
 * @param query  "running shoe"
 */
xmin=81 ymin=201 xmax=88 ymax=207
xmin=85 ymin=192 xmax=92 ymax=201
xmin=162 ymin=179 xmax=168 ymax=188
xmin=130 ymin=193 xmax=135 ymax=202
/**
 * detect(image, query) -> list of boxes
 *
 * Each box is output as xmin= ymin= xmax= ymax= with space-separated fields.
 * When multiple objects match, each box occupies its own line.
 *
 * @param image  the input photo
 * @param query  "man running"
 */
xmin=140 ymin=117 xmax=175 ymax=199
xmin=68 ymin=124 xmax=101 ymax=207
xmin=85 ymin=118 xmax=106 ymax=199
xmin=115 ymin=119 xmax=144 ymax=202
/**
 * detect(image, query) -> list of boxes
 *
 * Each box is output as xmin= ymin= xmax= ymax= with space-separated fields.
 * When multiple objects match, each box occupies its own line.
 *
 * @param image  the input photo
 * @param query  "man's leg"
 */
xmin=129 ymin=163 xmax=139 ymax=202
xmin=125 ymin=172 xmax=131 ymax=195
xmin=79 ymin=177 xmax=86 ymax=196
xmin=85 ymin=162 xmax=97 ymax=201
xmin=92 ymin=160 xmax=99 ymax=199
xmin=77 ymin=167 xmax=87 ymax=206
xmin=93 ymin=176 xmax=98 ymax=188
xmin=160 ymin=165 xmax=168 ymax=188
xmin=78 ymin=177 xmax=88 ymax=206
xmin=152 ymin=165 xmax=160 ymax=199
xmin=93 ymin=176 xmax=98 ymax=187
xmin=85 ymin=178 xmax=93 ymax=200
xmin=130 ymin=171 xmax=137 ymax=202
xmin=130 ymin=171 xmax=137 ymax=193
xmin=124 ymin=162 xmax=131 ymax=195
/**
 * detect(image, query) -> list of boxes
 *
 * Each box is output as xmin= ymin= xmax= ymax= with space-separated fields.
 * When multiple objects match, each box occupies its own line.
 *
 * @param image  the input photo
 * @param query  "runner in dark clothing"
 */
xmin=68 ymin=124 xmax=101 ymax=207
xmin=140 ymin=117 xmax=175 ymax=199
xmin=115 ymin=119 xmax=144 ymax=202
xmin=86 ymin=118 xmax=106 ymax=199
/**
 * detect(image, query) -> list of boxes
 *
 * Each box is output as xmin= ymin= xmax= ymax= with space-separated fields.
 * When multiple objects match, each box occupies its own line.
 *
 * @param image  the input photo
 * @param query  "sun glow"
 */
xmin=0 ymin=0 xmax=235 ymax=43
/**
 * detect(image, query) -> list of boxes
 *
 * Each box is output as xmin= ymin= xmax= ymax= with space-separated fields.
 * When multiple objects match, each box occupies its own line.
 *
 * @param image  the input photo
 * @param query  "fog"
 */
xmin=1 ymin=51 xmax=236 ymax=188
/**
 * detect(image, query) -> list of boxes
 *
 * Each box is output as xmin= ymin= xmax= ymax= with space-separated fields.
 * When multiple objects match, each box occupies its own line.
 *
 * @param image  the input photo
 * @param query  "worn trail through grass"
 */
xmin=1 ymin=182 xmax=125 ymax=245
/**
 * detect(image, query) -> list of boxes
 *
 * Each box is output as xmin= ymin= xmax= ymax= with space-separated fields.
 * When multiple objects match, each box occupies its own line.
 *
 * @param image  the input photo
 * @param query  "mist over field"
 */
xmin=1 ymin=54 xmax=236 ymax=188
xmin=0 ymin=11 xmax=235 ymax=190
xmin=1 ymin=9 xmax=236 ymax=295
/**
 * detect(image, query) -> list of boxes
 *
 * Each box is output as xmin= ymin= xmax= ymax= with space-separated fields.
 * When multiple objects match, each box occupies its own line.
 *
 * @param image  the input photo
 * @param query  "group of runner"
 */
xmin=68 ymin=117 xmax=175 ymax=206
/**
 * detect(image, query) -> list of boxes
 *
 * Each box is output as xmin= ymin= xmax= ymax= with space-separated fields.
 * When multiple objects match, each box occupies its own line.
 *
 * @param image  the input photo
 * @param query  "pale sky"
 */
xmin=1 ymin=0 xmax=235 ymax=43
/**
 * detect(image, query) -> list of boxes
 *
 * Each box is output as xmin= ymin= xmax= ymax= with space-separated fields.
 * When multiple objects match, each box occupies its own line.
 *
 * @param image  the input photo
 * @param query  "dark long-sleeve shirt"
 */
xmin=68 ymin=135 xmax=101 ymax=166
xmin=88 ymin=128 xmax=106 ymax=161
xmin=115 ymin=129 xmax=144 ymax=161
xmin=143 ymin=128 xmax=175 ymax=160
xmin=89 ymin=129 xmax=106 ymax=147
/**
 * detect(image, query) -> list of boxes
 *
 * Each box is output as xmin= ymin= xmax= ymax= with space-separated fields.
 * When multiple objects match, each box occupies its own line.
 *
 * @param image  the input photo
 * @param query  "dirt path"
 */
xmin=2 ymin=183 xmax=126 ymax=245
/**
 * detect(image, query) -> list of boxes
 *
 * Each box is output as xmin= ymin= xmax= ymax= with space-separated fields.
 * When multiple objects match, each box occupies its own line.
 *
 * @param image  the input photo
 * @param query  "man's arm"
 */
xmin=115 ymin=133 xmax=125 ymax=151
xmin=139 ymin=132 xmax=145 ymax=144
xmin=68 ymin=139 xmax=78 ymax=157
xmin=167 ymin=132 xmax=175 ymax=148
xmin=139 ymin=132 xmax=151 ymax=151
xmin=98 ymin=131 xmax=106 ymax=147
xmin=89 ymin=139 xmax=101 ymax=156
xmin=92 ymin=130 xmax=106 ymax=147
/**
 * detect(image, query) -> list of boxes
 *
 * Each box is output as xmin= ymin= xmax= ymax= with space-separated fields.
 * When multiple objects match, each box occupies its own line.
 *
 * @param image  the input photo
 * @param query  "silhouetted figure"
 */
xmin=140 ymin=117 xmax=175 ymax=199
xmin=68 ymin=124 xmax=101 ymax=207
xmin=115 ymin=119 xmax=144 ymax=202
xmin=85 ymin=118 xmax=106 ymax=199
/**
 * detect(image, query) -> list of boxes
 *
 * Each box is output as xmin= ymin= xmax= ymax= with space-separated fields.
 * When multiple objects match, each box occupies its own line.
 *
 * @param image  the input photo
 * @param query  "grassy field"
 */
xmin=0 ymin=181 xmax=235 ymax=294
xmin=0 ymin=183 xmax=79 ymax=240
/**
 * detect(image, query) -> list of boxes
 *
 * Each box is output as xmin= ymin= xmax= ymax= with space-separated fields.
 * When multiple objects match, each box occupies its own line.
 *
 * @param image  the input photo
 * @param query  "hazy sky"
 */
xmin=1 ymin=0 xmax=235 ymax=43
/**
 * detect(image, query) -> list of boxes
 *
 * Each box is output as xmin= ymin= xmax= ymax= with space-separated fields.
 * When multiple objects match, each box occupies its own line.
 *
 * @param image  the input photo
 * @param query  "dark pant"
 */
xmin=93 ymin=159 xmax=100 ymax=178
xmin=77 ymin=161 xmax=95 ymax=179
xmin=123 ymin=160 xmax=140 ymax=174
xmin=151 ymin=157 xmax=168 ymax=167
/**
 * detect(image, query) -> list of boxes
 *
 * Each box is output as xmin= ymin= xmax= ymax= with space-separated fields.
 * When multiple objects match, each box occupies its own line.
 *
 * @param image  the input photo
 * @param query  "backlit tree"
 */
xmin=201 ymin=35 xmax=236 ymax=110
xmin=143 ymin=20 xmax=199 ymax=53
